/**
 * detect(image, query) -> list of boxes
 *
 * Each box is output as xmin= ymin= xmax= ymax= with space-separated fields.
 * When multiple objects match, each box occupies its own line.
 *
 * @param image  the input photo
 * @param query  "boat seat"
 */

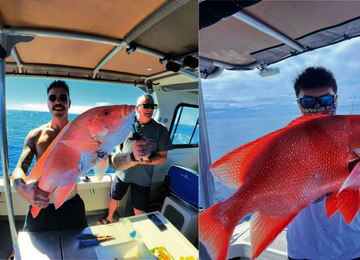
xmin=161 ymin=164 xmax=199 ymax=246
xmin=163 ymin=164 xmax=198 ymax=210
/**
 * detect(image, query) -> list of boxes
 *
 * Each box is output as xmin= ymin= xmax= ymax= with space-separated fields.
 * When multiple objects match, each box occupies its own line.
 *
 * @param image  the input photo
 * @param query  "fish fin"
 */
xmin=199 ymin=201 xmax=242 ymax=260
xmin=93 ymin=158 xmax=109 ymax=181
xmin=250 ymin=212 xmax=297 ymax=259
xmin=325 ymin=193 xmax=338 ymax=218
xmin=211 ymin=115 xmax=328 ymax=190
xmin=30 ymin=206 xmax=41 ymax=218
xmin=339 ymin=162 xmax=360 ymax=193
xmin=52 ymin=182 xmax=77 ymax=209
xmin=211 ymin=132 xmax=281 ymax=189
xmin=90 ymin=118 xmax=109 ymax=137
xmin=59 ymin=140 xmax=99 ymax=154
xmin=336 ymin=190 xmax=360 ymax=224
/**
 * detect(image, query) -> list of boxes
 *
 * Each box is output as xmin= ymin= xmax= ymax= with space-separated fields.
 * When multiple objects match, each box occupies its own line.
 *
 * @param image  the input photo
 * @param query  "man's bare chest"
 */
xmin=36 ymin=130 xmax=58 ymax=159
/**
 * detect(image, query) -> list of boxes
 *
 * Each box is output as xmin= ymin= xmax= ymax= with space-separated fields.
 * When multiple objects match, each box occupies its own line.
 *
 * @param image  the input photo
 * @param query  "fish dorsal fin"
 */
xmin=250 ymin=212 xmax=298 ymax=259
xmin=210 ymin=115 xmax=329 ymax=189
xmin=210 ymin=125 xmax=290 ymax=189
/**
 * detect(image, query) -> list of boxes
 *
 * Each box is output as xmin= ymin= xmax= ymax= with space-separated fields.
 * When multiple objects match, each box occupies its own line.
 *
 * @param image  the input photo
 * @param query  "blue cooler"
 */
xmin=165 ymin=164 xmax=198 ymax=209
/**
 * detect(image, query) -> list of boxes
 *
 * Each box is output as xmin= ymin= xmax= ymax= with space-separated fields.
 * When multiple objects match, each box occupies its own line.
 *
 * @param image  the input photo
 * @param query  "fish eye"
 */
xmin=103 ymin=110 xmax=110 ymax=116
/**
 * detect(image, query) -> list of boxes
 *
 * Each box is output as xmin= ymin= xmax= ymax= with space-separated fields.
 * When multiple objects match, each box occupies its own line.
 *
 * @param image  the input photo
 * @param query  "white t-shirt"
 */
xmin=287 ymin=198 xmax=360 ymax=260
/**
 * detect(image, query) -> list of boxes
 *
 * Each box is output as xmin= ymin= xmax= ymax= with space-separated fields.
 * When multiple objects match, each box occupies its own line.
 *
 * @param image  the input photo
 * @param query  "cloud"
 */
xmin=202 ymin=36 xmax=360 ymax=116
xmin=6 ymin=104 xmax=94 ymax=115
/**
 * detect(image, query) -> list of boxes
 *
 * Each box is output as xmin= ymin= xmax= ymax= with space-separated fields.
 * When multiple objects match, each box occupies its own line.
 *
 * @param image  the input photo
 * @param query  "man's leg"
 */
xmin=133 ymin=208 xmax=145 ymax=215
xmin=97 ymin=175 xmax=129 ymax=224
xmin=107 ymin=198 xmax=119 ymax=222
xmin=130 ymin=183 xmax=151 ymax=215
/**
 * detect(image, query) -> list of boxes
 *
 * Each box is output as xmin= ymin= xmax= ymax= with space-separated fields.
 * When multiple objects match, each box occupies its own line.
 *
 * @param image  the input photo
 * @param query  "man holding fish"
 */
xmin=98 ymin=94 xmax=173 ymax=224
xmin=199 ymin=67 xmax=360 ymax=260
xmin=287 ymin=67 xmax=360 ymax=260
xmin=12 ymin=80 xmax=151 ymax=232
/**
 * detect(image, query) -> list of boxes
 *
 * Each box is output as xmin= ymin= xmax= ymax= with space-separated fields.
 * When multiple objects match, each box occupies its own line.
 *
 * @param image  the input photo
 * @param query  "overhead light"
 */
xmin=258 ymin=67 xmax=280 ymax=77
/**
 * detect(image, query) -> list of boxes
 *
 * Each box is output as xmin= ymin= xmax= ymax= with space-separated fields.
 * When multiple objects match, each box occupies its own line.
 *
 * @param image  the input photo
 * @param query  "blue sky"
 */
xmin=201 ymin=36 xmax=360 ymax=118
xmin=5 ymin=78 xmax=145 ymax=114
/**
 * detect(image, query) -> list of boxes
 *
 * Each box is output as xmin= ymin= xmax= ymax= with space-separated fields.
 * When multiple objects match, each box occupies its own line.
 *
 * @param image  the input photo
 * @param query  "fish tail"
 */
xmin=200 ymin=197 xmax=247 ymax=260
xmin=30 ymin=206 xmax=41 ymax=218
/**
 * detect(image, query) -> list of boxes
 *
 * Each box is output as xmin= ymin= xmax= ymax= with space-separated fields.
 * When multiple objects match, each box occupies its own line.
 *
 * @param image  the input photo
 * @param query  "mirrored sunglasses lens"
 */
xmin=301 ymin=98 xmax=315 ymax=108
xmin=319 ymin=96 xmax=334 ymax=106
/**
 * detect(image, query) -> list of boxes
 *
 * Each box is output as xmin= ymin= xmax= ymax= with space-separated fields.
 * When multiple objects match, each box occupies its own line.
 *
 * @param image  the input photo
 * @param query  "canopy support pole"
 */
xmin=0 ymin=31 xmax=19 ymax=254
xmin=199 ymin=80 xmax=216 ymax=209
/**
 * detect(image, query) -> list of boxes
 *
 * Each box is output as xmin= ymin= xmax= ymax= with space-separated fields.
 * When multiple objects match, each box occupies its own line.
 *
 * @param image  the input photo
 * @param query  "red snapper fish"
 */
xmin=27 ymin=105 xmax=135 ymax=218
xmin=199 ymin=115 xmax=360 ymax=260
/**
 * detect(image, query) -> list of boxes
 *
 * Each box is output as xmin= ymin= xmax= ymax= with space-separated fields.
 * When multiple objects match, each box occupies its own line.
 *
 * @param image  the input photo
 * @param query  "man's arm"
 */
xmin=142 ymin=151 xmax=168 ymax=165
xmin=109 ymin=137 xmax=151 ymax=171
xmin=12 ymin=130 xmax=50 ymax=208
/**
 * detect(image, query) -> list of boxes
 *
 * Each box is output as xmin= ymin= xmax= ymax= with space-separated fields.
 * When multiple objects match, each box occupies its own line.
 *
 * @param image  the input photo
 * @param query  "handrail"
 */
xmin=0 ymin=32 xmax=19 ymax=254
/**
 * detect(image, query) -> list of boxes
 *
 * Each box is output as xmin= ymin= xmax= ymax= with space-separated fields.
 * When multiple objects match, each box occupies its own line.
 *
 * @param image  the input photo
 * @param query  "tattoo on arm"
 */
xmin=13 ymin=178 xmax=26 ymax=190
xmin=109 ymin=152 xmax=132 ymax=171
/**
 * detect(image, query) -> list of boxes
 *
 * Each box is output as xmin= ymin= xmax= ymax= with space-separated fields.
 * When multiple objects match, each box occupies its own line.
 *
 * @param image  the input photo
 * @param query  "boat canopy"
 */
xmin=0 ymin=0 xmax=198 ymax=86
xmin=199 ymin=0 xmax=360 ymax=78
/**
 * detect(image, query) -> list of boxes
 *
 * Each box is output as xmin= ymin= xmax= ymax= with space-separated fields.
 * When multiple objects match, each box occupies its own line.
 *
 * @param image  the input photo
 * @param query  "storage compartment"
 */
xmin=95 ymin=240 xmax=153 ymax=259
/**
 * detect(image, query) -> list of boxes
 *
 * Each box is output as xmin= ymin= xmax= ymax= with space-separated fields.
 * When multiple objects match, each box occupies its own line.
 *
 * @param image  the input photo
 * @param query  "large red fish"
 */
xmin=200 ymin=115 xmax=360 ymax=260
xmin=27 ymin=105 xmax=135 ymax=218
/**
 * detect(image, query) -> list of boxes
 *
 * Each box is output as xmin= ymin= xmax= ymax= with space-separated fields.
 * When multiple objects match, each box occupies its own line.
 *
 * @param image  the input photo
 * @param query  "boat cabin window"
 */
xmin=169 ymin=104 xmax=199 ymax=148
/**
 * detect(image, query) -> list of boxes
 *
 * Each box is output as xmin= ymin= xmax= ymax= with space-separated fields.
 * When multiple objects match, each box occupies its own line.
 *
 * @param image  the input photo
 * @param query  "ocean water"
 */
xmin=0 ymin=110 xmax=197 ymax=177
xmin=1 ymin=110 xmax=78 ymax=176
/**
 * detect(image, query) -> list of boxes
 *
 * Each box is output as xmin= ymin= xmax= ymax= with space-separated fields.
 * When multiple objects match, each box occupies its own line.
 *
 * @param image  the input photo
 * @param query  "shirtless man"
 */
xmin=12 ymin=80 xmax=151 ymax=232
xmin=12 ymin=80 xmax=88 ymax=232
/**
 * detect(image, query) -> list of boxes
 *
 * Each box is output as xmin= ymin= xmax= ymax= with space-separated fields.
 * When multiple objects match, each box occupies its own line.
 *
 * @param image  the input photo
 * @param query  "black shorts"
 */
xmin=110 ymin=175 xmax=151 ymax=212
xmin=23 ymin=194 xmax=88 ymax=232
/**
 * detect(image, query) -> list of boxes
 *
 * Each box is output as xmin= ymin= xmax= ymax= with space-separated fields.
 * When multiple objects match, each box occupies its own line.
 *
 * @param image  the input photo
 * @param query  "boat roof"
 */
xmin=199 ymin=0 xmax=360 ymax=78
xmin=0 ymin=0 xmax=198 ymax=87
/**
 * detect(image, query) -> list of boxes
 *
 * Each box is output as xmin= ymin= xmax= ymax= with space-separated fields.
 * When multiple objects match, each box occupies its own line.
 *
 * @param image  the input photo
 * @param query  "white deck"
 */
xmin=227 ymin=222 xmax=288 ymax=260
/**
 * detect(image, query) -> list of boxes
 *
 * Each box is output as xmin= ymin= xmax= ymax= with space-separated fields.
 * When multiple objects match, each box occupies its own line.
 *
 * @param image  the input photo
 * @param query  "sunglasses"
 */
xmin=48 ymin=94 xmax=68 ymax=102
xmin=298 ymin=95 xmax=336 ymax=108
xmin=138 ymin=103 xmax=157 ymax=110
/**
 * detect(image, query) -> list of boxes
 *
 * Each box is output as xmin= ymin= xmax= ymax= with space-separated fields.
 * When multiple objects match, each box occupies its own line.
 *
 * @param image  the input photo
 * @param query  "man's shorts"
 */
xmin=110 ymin=175 xmax=151 ymax=212
xmin=23 ymin=194 xmax=88 ymax=232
